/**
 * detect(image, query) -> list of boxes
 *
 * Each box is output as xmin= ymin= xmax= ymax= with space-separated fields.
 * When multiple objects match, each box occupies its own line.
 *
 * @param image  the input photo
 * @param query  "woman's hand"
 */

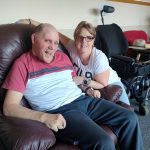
xmin=16 ymin=19 xmax=31 ymax=24
xmin=93 ymin=90 xmax=101 ymax=98
xmin=15 ymin=19 xmax=40 ymax=26
xmin=86 ymin=88 xmax=101 ymax=98
xmin=41 ymin=113 xmax=66 ymax=132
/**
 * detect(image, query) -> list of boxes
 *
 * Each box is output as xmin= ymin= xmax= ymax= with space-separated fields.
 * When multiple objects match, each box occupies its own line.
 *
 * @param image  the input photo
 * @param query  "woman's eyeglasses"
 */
xmin=77 ymin=35 xmax=95 ymax=42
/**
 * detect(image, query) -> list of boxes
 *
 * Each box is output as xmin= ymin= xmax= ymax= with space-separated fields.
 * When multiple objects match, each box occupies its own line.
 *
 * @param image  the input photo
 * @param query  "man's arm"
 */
xmin=3 ymin=90 xmax=66 ymax=132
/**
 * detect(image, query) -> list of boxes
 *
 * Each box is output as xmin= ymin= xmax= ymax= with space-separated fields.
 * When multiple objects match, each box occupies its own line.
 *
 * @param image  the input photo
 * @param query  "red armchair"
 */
xmin=124 ymin=30 xmax=149 ymax=59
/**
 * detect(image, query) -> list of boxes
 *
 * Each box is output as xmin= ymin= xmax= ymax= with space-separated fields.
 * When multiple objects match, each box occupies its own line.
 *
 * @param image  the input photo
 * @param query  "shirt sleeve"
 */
xmin=94 ymin=50 xmax=109 ymax=75
xmin=2 ymin=59 xmax=28 ymax=93
xmin=61 ymin=51 xmax=77 ymax=77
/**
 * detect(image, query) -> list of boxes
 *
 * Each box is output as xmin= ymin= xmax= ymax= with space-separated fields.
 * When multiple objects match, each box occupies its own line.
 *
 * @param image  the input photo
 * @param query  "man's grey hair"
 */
xmin=34 ymin=23 xmax=57 ymax=34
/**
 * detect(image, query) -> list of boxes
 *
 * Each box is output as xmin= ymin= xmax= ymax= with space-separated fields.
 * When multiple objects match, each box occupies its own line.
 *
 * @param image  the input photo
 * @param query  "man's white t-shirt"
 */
xmin=2 ymin=51 xmax=83 ymax=111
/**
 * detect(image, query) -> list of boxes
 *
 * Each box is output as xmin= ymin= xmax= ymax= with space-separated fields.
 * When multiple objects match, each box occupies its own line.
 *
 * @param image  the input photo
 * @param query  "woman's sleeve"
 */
xmin=94 ymin=51 xmax=110 ymax=75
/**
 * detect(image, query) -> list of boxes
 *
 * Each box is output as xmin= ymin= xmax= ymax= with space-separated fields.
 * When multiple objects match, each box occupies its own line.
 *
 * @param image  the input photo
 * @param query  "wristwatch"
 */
xmin=83 ymin=78 xmax=91 ymax=86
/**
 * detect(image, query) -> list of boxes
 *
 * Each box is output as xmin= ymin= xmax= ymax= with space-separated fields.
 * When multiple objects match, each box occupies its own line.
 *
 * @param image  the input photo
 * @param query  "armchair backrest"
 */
xmin=124 ymin=30 xmax=150 ymax=59
xmin=94 ymin=23 xmax=128 ymax=57
xmin=0 ymin=23 xmax=69 ymax=113
xmin=124 ymin=30 xmax=148 ymax=46
xmin=0 ymin=24 xmax=35 ymax=112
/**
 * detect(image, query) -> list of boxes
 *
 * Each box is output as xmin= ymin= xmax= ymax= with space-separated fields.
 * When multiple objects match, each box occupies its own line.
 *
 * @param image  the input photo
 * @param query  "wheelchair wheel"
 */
xmin=139 ymin=103 xmax=149 ymax=116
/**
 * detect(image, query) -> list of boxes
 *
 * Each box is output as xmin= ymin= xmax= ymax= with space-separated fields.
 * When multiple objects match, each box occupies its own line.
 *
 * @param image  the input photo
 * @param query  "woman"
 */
xmin=16 ymin=19 xmax=129 ymax=105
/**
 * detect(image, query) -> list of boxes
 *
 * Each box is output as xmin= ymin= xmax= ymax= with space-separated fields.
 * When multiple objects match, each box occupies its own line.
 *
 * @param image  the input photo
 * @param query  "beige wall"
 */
xmin=0 ymin=0 xmax=150 ymax=38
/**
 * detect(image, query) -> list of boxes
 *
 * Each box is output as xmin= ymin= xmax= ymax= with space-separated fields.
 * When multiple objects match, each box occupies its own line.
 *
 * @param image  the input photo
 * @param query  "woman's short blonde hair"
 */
xmin=74 ymin=21 xmax=96 ymax=40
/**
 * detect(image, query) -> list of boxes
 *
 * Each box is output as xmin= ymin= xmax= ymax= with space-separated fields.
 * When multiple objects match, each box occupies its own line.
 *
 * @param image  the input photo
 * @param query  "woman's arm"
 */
xmin=73 ymin=71 xmax=109 ymax=90
xmin=91 ymin=69 xmax=110 ymax=89
xmin=78 ymin=83 xmax=101 ymax=98
xmin=59 ymin=32 xmax=71 ymax=48
xmin=16 ymin=19 xmax=71 ymax=48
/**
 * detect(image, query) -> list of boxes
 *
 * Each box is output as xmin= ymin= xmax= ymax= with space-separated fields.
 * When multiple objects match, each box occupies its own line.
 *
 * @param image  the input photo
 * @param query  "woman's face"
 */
xmin=75 ymin=28 xmax=95 ymax=55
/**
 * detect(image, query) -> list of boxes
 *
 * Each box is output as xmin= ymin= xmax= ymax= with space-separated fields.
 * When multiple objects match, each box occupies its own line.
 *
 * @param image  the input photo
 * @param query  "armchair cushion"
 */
xmin=0 ymin=116 xmax=56 ymax=150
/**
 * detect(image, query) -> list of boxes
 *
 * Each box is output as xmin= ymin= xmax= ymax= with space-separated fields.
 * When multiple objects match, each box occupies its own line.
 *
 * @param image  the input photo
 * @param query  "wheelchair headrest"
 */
xmin=94 ymin=23 xmax=128 ymax=57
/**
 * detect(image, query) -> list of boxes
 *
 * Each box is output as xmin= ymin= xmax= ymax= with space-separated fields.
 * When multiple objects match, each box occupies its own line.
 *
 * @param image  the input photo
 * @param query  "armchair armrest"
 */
xmin=116 ymin=101 xmax=134 ymax=112
xmin=100 ymin=85 xmax=122 ymax=103
xmin=100 ymin=85 xmax=134 ymax=111
xmin=0 ymin=116 xmax=56 ymax=150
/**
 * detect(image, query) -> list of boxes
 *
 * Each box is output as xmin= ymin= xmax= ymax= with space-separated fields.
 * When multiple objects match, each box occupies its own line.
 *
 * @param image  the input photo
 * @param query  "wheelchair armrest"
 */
xmin=111 ymin=55 xmax=135 ymax=64
xmin=110 ymin=55 xmax=138 ymax=79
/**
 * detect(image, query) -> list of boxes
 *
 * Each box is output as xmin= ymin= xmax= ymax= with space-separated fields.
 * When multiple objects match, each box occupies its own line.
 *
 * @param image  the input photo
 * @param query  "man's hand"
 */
xmin=3 ymin=90 xmax=66 ymax=132
xmin=41 ymin=113 xmax=66 ymax=132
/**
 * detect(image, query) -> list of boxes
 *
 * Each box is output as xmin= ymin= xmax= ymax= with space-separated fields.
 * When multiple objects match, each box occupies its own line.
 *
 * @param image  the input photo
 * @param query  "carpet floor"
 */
xmin=130 ymin=93 xmax=150 ymax=150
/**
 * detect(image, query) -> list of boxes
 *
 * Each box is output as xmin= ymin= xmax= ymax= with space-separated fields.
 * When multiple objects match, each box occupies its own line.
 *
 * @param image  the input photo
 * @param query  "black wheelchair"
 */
xmin=94 ymin=23 xmax=150 ymax=115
